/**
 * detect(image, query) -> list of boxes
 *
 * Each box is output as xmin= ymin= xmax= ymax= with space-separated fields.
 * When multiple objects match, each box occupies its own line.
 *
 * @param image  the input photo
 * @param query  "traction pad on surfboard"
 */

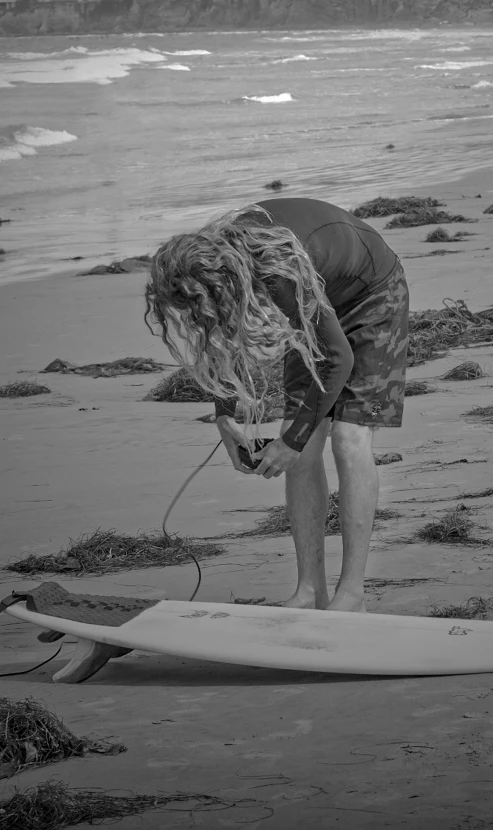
xmin=1 ymin=581 xmax=159 ymax=627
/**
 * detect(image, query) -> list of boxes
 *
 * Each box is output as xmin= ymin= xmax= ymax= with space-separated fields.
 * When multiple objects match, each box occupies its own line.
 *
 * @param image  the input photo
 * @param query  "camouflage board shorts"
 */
xmin=283 ymin=261 xmax=410 ymax=428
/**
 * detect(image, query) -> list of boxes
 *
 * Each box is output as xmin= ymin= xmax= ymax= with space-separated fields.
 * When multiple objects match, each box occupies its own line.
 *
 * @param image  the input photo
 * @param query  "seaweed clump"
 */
xmin=408 ymin=298 xmax=493 ymax=366
xmin=404 ymin=380 xmax=435 ymax=396
xmin=77 ymin=255 xmax=151 ymax=275
xmin=385 ymin=209 xmax=476 ymax=229
xmin=42 ymin=357 xmax=166 ymax=378
xmin=145 ymin=368 xmax=215 ymax=402
xmin=0 ymin=697 xmax=125 ymax=780
xmin=146 ymin=365 xmax=284 ymax=422
xmin=5 ymin=528 xmax=223 ymax=576
xmin=224 ymin=494 xmax=398 ymax=538
xmin=414 ymin=504 xmax=489 ymax=546
xmin=0 ymin=381 xmax=50 ymax=398
xmin=0 ymin=781 xmax=229 ymax=830
xmin=462 ymin=404 xmax=493 ymax=424
xmin=429 ymin=597 xmax=493 ymax=620
xmin=352 ymin=196 xmax=443 ymax=219
xmin=425 ymin=227 xmax=476 ymax=242
xmin=441 ymin=361 xmax=483 ymax=381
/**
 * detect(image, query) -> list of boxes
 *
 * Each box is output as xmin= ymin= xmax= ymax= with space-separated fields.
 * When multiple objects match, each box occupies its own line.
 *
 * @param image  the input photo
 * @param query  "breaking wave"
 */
xmin=417 ymin=60 xmax=493 ymax=70
xmin=0 ymin=126 xmax=77 ymax=163
xmin=160 ymin=64 xmax=191 ymax=71
xmin=242 ymin=92 xmax=293 ymax=103
xmin=271 ymin=54 xmax=318 ymax=64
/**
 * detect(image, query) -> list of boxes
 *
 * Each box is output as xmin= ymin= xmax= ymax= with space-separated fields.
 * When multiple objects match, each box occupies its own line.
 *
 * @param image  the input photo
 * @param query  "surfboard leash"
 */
xmin=0 ymin=592 xmax=65 ymax=677
xmin=0 ymin=644 xmax=64 ymax=678
xmin=0 ymin=440 xmax=225 ymax=675
xmin=162 ymin=439 xmax=223 ymax=602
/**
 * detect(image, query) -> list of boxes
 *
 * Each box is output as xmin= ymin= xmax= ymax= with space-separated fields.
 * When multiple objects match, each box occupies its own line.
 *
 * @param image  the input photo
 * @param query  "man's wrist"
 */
xmin=280 ymin=433 xmax=303 ymax=453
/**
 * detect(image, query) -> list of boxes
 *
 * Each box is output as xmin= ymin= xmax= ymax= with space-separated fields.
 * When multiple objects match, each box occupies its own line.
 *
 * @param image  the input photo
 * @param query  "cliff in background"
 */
xmin=1 ymin=0 xmax=493 ymax=37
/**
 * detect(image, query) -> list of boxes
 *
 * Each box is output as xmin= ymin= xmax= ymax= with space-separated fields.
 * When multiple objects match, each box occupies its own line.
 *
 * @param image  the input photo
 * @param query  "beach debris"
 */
xmin=231 ymin=595 xmax=267 ymax=605
xmin=408 ymin=298 xmax=493 ymax=366
xmin=0 ymin=381 xmax=50 ymax=398
xmin=414 ymin=504 xmax=490 ymax=546
xmin=458 ymin=488 xmax=493 ymax=500
xmin=425 ymin=227 xmax=476 ymax=242
xmin=220 ymin=495 xmax=398 ymax=539
xmin=352 ymin=196 xmax=443 ymax=219
xmin=429 ymin=597 xmax=493 ymax=620
xmin=5 ymin=528 xmax=223 ymax=576
xmin=373 ymin=452 xmax=402 ymax=465
xmin=0 ymin=248 xmax=5 ymax=255
xmin=365 ymin=577 xmax=440 ymax=594
xmin=385 ymin=208 xmax=477 ymax=229
xmin=462 ymin=404 xmax=493 ymax=424
xmin=0 ymin=781 xmax=233 ymax=830
xmin=145 ymin=368 xmax=215 ymax=402
xmin=0 ymin=218 xmax=11 ymax=224
xmin=77 ymin=255 xmax=151 ymax=276
xmin=42 ymin=357 xmax=166 ymax=378
xmin=385 ymin=144 xmax=395 ymax=150
xmin=0 ymin=697 xmax=126 ymax=780
xmin=147 ymin=365 xmax=284 ymax=422
xmin=483 ymin=204 xmax=493 ymax=214
xmin=264 ymin=179 xmax=286 ymax=190
xmin=405 ymin=380 xmax=436 ymax=396
xmin=404 ymin=249 xmax=464 ymax=258
xmin=441 ymin=361 xmax=484 ymax=381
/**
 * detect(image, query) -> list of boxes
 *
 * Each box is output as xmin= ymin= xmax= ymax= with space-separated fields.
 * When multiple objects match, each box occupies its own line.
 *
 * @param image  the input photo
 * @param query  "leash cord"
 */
xmin=0 ymin=643 xmax=64 ymax=678
xmin=162 ymin=439 xmax=223 ymax=602
xmin=0 ymin=440 xmax=224 ymax=676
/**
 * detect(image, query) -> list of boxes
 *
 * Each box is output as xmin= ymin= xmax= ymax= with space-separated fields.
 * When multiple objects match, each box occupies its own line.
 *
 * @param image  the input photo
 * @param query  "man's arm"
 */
xmin=268 ymin=277 xmax=354 ymax=453
xmin=280 ymin=304 xmax=354 ymax=452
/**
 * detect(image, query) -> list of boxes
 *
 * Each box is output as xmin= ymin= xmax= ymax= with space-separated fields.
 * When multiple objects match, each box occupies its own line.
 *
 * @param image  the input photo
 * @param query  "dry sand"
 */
xmin=1 ymin=171 xmax=493 ymax=829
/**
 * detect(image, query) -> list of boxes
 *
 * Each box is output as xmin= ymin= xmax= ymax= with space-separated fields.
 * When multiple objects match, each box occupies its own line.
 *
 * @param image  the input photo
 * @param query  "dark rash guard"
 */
xmin=214 ymin=198 xmax=399 ymax=453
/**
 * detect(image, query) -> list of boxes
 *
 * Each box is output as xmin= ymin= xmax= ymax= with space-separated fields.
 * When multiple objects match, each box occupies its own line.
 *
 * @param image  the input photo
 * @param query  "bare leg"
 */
xmin=281 ymin=418 xmax=331 ymax=609
xmin=328 ymin=421 xmax=378 ymax=612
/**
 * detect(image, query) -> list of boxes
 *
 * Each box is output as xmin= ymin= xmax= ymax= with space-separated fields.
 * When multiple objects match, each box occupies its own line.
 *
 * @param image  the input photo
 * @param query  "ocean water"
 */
xmin=1 ymin=27 xmax=492 ymax=286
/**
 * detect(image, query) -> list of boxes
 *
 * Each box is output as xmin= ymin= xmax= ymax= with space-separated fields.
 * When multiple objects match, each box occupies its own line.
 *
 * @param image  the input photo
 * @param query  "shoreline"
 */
xmin=2 ymin=163 xmax=493 ymax=292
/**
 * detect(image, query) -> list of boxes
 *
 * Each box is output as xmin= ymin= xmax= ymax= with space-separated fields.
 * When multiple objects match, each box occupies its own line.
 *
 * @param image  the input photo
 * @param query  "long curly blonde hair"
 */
xmin=145 ymin=205 xmax=333 ymax=438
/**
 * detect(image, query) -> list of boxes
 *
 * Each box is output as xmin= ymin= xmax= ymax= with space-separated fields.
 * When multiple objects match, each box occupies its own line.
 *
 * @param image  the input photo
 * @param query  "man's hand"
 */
xmin=253 ymin=437 xmax=300 ymax=479
xmin=215 ymin=416 xmax=254 ymax=475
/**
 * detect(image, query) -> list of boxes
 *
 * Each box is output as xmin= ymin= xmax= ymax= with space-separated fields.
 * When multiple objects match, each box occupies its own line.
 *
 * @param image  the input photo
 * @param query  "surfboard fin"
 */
xmin=53 ymin=638 xmax=133 ymax=684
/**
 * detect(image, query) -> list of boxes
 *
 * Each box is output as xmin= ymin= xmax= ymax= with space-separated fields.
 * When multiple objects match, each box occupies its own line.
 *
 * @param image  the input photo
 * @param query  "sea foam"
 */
xmin=271 ymin=54 xmax=317 ymax=64
xmin=162 ymin=50 xmax=211 ymax=55
xmin=242 ymin=92 xmax=293 ymax=103
xmin=3 ymin=47 xmax=169 ymax=86
xmin=417 ymin=60 xmax=493 ymax=70
xmin=0 ymin=126 xmax=77 ymax=164
xmin=160 ymin=64 xmax=191 ymax=71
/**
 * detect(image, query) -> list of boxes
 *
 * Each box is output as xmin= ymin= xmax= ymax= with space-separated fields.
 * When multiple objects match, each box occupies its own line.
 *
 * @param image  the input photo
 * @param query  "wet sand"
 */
xmin=1 ymin=171 xmax=493 ymax=828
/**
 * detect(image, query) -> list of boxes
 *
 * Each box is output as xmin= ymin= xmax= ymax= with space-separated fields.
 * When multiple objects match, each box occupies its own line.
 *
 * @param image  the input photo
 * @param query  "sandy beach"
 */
xmin=1 ymin=170 xmax=493 ymax=828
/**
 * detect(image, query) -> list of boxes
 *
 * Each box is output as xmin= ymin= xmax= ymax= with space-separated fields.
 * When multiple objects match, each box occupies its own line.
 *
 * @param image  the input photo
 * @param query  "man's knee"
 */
xmin=281 ymin=418 xmax=330 ymax=472
xmin=331 ymin=421 xmax=374 ymax=464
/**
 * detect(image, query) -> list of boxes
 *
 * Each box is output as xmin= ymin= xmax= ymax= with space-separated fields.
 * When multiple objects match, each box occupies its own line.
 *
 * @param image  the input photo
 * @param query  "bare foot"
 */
xmin=281 ymin=589 xmax=330 ymax=611
xmin=326 ymin=592 xmax=367 ymax=613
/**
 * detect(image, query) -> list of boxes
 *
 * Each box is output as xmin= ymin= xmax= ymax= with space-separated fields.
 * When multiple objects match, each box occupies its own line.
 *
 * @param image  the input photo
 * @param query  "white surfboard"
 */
xmin=5 ymin=599 xmax=493 ymax=682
